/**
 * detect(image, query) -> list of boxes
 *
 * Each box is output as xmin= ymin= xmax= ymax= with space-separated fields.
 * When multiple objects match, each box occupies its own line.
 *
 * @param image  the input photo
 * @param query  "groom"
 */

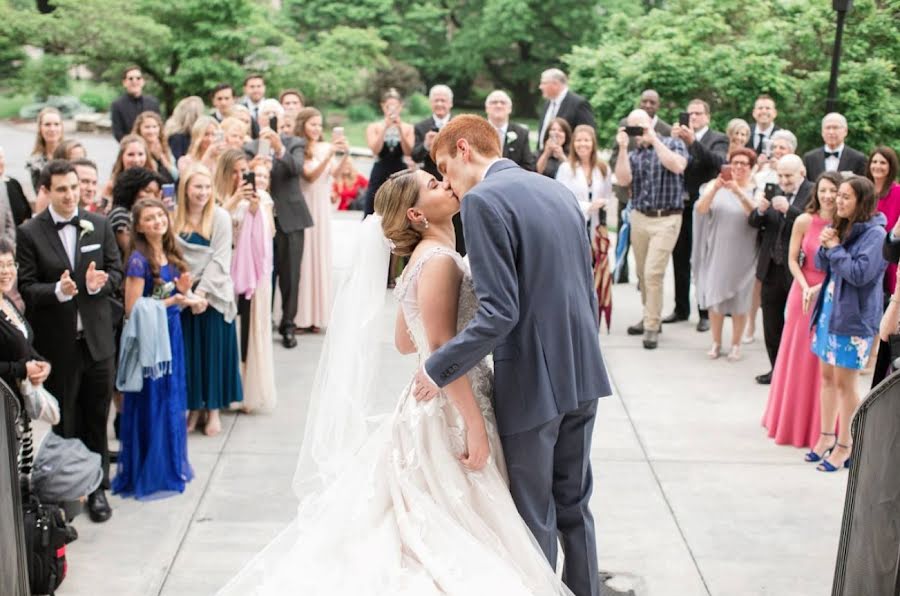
xmin=413 ymin=115 xmax=611 ymax=596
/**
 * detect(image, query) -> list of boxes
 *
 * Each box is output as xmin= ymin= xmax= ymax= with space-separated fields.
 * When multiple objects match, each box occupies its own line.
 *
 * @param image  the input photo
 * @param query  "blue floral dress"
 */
xmin=811 ymin=279 xmax=874 ymax=370
xmin=112 ymin=251 xmax=193 ymax=500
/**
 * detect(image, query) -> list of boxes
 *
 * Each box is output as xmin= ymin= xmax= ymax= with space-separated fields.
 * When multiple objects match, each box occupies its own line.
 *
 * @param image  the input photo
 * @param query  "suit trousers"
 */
xmin=671 ymin=200 xmax=709 ymax=320
xmin=274 ymin=218 xmax=305 ymax=335
xmin=500 ymin=398 xmax=600 ymax=596
xmin=760 ymin=264 xmax=792 ymax=367
xmin=45 ymin=339 xmax=114 ymax=489
xmin=630 ymin=211 xmax=682 ymax=332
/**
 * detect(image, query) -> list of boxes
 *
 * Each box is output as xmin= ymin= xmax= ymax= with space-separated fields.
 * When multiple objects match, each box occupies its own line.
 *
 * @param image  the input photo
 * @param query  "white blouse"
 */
xmin=555 ymin=160 xmax=612 ymax=229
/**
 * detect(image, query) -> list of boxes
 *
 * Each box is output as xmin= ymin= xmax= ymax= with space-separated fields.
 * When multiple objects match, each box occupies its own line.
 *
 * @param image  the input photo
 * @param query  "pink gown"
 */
xmin=762 ymin=214 xmax=828 ymax=448
xmin=296 ymin=142 xmax=334 ymax=329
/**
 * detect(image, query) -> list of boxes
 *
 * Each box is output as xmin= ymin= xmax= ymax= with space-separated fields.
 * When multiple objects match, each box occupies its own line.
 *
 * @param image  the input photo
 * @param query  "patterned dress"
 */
xmin=811 ymin=279 xmax=874 ymax=370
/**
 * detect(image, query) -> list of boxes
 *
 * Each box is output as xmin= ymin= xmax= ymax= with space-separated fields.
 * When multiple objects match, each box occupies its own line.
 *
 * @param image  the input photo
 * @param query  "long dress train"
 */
xmin=218 ymin=247 xmax=572 ymax=595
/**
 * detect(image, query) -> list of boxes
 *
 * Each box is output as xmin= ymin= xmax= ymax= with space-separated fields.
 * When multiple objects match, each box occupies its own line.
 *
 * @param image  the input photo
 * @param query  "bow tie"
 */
xmin=55 ymin=216 xmax=80 ymax=231
xmin=825 ymin=151 xmax=840 ymax=159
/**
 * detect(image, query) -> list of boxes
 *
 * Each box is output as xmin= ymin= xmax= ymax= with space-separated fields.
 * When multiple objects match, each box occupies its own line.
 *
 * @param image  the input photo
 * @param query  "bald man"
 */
xmin=748 ymin=154 xmax=812 ymax=384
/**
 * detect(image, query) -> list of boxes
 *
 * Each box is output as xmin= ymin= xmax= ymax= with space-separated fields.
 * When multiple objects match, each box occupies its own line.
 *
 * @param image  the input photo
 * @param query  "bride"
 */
xmin=217 ymin=169 xmax=573 ymax=595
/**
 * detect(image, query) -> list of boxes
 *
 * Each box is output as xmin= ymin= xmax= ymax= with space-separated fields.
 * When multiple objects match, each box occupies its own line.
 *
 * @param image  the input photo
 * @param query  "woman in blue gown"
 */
xmin=113 ymin=198 xmax=194 ymax=499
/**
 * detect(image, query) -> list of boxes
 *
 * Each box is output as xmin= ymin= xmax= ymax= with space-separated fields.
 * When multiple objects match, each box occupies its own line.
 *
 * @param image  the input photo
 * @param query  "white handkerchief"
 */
xmin=80 ymin=244 xmax=101 ymax=253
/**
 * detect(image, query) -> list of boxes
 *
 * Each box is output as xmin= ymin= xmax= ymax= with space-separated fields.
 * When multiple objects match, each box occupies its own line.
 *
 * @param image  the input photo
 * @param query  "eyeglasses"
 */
xmin=687 ymin=111 xmax=705 ymax=117
xmin=0 ymin=262 xmax=18 ymax=272
xmin=730 ymin=161 xmax=751 ymax=167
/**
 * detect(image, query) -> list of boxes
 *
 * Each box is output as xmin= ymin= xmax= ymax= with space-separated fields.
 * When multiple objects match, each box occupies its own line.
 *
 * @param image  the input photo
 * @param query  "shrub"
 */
xmin=346 ymin=103 xmax=378 ymax=123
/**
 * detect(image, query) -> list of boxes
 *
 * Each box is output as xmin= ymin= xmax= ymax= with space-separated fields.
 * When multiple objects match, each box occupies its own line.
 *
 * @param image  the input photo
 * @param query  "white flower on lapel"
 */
xmin=79 ymin=219 xmax=94 ymax=240
xmin=506 ymin=131 xmax=518 ymax=144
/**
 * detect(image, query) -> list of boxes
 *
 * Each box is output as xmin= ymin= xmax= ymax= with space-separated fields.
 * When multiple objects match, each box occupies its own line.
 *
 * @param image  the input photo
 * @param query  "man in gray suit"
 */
xmin=243 ymin=104 xmax=311 ymax=348
xmin=413 ymin=115 xmax=611 ymax=596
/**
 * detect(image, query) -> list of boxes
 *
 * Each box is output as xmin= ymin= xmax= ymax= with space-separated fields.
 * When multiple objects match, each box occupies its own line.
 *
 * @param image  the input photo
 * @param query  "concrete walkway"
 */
xmin=2 ymin=123 xmax=852 ymax=595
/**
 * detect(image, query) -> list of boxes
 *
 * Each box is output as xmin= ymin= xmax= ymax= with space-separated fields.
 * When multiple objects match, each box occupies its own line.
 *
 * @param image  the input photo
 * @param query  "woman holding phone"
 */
xmin=293 ymin=107 xmax=349 ymax=332
xmin=362 ymin=89 xmax=414 ymax=217
xmin=536 ymin=117 xmax=572 ymax=179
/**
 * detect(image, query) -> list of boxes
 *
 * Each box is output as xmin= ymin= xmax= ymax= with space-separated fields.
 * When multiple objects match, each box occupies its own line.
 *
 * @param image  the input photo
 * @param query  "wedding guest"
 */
xmin=331 ymin=159 xmax=368 ymax=211
xmin=878 ymin=273 xmax=900 ymax=377
xmin=241 ymin=74 xmax=268 ymax=127
xmin=280 ymin=112 xmax=296 ymax=137
xmin=279 ymin=89 xmax=305 ymax=115
xmin=692 ymin=148 xmax=759 ymax=361
xmin=110 ymin=66 xmax=160 ymax=141
xmin=536 ymin=117 xmax=572 ymax=179
xmin=485 ymin=90 xmax=535 ymax=171
xmin=296 ymin=107 xmax=347 ymax=332
xmin=177 ymin=116 xmax=224 ymax=175
xmin=616 ymin=109 xmax=688 ymax=349
xmin=810 ymin=176 xmax=887 ymax=472
xmin=133 ymin=111 xmax=177 ymax=184
xmin=228 ymin=104 xmax=255 ymax=138
xmin=242 ymin=103 xmax=309 ymax=348
xmin=753 ymin=129 xmax=798 ymax=189
xmin=101 ymin=134 xmax=155 ymax=203
xmin=72 ymin=158 xmax=101 ymax=213
xmin=362 ymin=89 xmax=414 ymax=217
xmin=763 ymin=172 xmax=839 ymax=449
xmin=556 ymin=125 xmax=612 ymax=330
xmin=26 ymin=107 xmax=64 ymax=193
xmin=164 ymin=95 xmax=205 ymax=162
xmin=215 ymin=152 xmax=276 ymax=412
xmin=220 ymin=116 xmax=249 ymax=149
xmin=668 ymin=99 xmax=729 ymax=332
xmin=175 ymin=165 xmax=243 ymax=435
xmin=18 ymin=160 xmax=123 ymax=522
xmin=51 ymin=139 xmax=86 ymax=161
xmin=0 ymin=146 xmax=32 ymax=227
xmin=412 ymin=84 xmax=453 ymax=179
xmin=802 ymin=112 xmax=867 ymax=182
xmin=113 ymin=198 xmax=194 ymax=499
xmin=866 ymin=145 xmax=900 ymax=386
xmin=748 ymin=154 xmax=812 ymax=384
xmin=109 ymin=167 xmax=164 ymax=258
xmin=725 ymin=119 xmax=751 ymax=156
xmin=746 ymin=94 xmax=779 ymax=155
xmin=536 ymin=68 xmax=595 ymax=152
xmin=211 ymin=83 xmax=236 ymax=122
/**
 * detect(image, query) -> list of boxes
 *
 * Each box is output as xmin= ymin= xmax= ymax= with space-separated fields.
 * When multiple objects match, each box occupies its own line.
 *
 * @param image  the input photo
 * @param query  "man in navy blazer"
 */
xmin=413 ymin=115 xmax=610 ymax=596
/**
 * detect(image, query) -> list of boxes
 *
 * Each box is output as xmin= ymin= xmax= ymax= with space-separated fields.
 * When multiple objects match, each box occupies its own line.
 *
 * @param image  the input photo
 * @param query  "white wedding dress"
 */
xmin=218 ymin=246 xmax=572 ymax=595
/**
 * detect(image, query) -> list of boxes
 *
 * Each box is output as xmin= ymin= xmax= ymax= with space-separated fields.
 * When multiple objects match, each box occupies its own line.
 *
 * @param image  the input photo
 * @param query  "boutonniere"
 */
xmin=79 ymin=219 xmax=94 ymax=240
xmin=506 ymin=131 xmax=518 ymax=144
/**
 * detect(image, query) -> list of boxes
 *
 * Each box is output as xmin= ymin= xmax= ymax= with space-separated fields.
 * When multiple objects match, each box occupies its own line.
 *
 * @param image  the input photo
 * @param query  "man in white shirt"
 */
xmin=536 ymin=68 xmax=595 ymax=152
xmin=241 ymin=74 xmax=268 ymax=125
xmin=412 ymin=84 xmax=454 ymax=179
xmin=484 ymin=90 xmax=535 ymax=172
xmin=802 ymin=112 xmax=868 ymax=182
xmin=746 ymin=94 xmax=780 ymax=155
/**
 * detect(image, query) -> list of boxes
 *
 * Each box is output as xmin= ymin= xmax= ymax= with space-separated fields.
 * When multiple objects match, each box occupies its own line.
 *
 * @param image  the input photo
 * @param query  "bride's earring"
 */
xmin=423 ymin=217 xmax=429 ymax=229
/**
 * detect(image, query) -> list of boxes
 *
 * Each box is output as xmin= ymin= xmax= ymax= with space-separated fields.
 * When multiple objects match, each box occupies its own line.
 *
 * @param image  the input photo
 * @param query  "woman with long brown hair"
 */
xmin=132 ymin=111 xmax=177 ymax=184
xmin=26 ymin=107 xmax=64 ymax=192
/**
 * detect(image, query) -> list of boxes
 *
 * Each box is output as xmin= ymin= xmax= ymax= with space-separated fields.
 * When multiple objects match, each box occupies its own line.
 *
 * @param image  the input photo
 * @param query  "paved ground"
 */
xmin=4 ymin=122 xmax=860 ymax=595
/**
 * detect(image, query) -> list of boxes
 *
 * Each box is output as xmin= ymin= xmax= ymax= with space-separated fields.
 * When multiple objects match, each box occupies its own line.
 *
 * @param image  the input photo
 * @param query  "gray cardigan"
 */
xmin=178 ymin=206 xmax=237 ymax=322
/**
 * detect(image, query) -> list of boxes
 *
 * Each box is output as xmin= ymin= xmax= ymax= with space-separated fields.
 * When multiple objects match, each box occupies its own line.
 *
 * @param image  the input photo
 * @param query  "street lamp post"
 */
xmin=825 ymin=0 xmax=853 ymax=114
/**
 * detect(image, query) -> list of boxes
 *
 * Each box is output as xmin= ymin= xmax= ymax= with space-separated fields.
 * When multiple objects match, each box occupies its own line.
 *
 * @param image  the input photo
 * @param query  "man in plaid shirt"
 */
xmin=615 ymin=109 xmax=688 ymax=349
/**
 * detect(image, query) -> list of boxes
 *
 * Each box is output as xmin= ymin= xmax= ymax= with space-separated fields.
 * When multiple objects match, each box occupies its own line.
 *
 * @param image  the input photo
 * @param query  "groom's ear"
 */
xmin=456 ymin=138 xmax=469 ymax=162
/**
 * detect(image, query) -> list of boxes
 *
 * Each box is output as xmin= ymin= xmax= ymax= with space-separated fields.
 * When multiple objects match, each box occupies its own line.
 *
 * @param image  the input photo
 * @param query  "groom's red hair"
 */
xmin=430 ymin=115 xmax=502 ymax=163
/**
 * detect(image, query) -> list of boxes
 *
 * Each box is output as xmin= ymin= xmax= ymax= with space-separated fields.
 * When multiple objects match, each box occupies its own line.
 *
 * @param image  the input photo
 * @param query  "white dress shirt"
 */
xmin=555 ymin=160 xmax=613 ymax=230
xmin=48 ymin=206 xmax=99 ymax=331
xmin=694 ymin=126 xmax=709 ymax=143
xmin=539 ymin=88 xmax=568 ymax=149
xmin=433 ymin=113 xmax=450 ymax=130
xmin=824 ymin=144 xmax=845 ymax=173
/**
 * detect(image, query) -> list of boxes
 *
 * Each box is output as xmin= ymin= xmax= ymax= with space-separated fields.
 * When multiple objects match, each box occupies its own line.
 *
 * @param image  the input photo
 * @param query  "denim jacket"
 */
xmin=813 ymin=212 xmax=888 ymax=337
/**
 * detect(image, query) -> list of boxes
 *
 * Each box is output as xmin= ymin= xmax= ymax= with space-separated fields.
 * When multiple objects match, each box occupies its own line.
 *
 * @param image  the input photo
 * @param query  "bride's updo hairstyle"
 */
xmin=374 ymin=170 xmax=421 ymax=257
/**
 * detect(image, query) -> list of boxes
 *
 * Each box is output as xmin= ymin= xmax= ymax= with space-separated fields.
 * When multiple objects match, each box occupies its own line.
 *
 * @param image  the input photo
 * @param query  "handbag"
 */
xmin=19 ymin=382 xmax=60 ymax=426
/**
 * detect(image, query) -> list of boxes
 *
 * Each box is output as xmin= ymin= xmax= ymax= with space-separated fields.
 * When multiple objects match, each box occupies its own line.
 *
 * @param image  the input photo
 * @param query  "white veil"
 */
xmin=291 ymin=214 xmax=391 ymax=499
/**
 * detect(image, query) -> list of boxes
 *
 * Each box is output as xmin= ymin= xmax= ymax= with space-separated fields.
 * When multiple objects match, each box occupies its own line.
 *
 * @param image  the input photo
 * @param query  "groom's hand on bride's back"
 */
xmin=413 ymin=366 xmax=441 ymax=401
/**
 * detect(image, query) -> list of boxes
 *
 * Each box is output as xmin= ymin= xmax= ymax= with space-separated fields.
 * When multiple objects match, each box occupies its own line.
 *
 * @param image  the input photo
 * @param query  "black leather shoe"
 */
xmin=696 ymin=317 xmax=711 ymax=332
xmin=281 ymin=334 xmax=297 ymax=349
xmin=88 ymin=489 xmax=112 ymax=523
xmin=109 ymin=450 xmax=119 ymax=464
xmin=755 ymin=371 xmax=772 ymax=385
xmin=662 ymin=312 xmax=688 ymax=324
xmin=627 ymin=321 xmax=644 ymax=336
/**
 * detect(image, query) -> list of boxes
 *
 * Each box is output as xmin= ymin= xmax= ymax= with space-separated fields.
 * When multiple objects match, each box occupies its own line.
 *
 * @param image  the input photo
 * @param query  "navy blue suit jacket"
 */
xmin=425 ymin=159 xmax=611 ymax=435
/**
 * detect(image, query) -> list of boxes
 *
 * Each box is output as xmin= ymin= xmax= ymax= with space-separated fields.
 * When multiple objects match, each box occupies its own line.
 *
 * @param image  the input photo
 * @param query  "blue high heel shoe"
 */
xmin=804 ymin=432 xmax=836 ymax=463
xmin=816 ymin=442 xmax=851 ymax=473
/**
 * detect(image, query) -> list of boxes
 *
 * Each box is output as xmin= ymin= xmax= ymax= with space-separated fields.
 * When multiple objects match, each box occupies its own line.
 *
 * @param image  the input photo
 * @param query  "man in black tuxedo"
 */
xmin=485 ymin=90 xmax=535 ymax=172
xmin=17 ymin=160 xmax=122 ymax=522
xmin=747 ymin=154 xmax=812 ymax=384
xmin=667 ymin=99 xmax=729 ymax=331
xmin=609 ymin=89 xmax=672 ymax=283
xmin=536 ymin=68 xmax=595 ymax=153
xmin=412 ymin=85 xmax=453 ymax=179
xmin=745 ymin=94 xmax=780 ymax=155
xmin=802 ymin=112 xmax=868 ymax=182
xmin=243 ymin=106 xmax=310 ymax=348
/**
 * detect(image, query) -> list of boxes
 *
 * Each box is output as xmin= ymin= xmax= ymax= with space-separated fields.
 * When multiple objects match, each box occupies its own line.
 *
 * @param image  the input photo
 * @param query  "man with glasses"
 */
xmin=110 ymin=66 xmax=160 ymax=141
xmin=668 ymin=98 xmax=729 ymax=331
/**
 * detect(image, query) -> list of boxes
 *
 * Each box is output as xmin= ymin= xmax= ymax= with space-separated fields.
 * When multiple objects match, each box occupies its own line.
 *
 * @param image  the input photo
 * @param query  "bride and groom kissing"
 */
xmin=220 ymin=115 xmax=611 ymax=596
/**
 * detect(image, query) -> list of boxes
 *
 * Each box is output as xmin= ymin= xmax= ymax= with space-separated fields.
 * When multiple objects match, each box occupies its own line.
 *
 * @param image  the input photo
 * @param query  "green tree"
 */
xmin=566 ymin=0 xmax=900 ymax=153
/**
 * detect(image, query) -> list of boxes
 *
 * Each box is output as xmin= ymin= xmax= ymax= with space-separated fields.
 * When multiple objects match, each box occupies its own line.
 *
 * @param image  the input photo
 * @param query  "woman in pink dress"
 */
xmin=763 ymin=172 xmax=840 ymax=450
xmin=294 ymin=108 xmax=350 ymax=332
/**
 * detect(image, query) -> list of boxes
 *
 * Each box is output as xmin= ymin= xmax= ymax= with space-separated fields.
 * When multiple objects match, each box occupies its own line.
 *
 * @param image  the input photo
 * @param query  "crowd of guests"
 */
xmin=2 ymin=66 xmax=374 ymax=530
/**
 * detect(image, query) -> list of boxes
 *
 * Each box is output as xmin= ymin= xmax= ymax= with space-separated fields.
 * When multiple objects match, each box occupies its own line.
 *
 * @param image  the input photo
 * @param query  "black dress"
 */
xmin=0 ymin=297 xmax=42 ymax=400
xmin=363 ymin=127 xmax=407 ymax=217
xmin=3 ymin=178 xmax=32 ymax=226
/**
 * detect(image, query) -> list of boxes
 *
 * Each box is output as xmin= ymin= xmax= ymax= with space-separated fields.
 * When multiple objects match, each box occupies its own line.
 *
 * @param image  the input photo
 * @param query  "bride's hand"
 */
xmin=460 ymin=419 xmax=490 ymax=471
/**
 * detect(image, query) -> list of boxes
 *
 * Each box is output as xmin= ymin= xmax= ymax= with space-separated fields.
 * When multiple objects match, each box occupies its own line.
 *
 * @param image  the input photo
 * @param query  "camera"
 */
xmin=624 ymin=126 xmax=644 ymax=137
xmin=764 ymin=183 xmax=781 ymax=201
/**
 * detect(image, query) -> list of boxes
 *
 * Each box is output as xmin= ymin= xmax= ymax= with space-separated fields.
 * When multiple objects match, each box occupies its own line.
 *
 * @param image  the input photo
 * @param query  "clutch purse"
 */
xmin=19 ymin=381 xmax=61 ymax=425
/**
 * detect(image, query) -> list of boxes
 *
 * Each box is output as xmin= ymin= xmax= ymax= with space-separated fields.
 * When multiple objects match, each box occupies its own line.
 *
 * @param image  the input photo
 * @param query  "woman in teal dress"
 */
xmin=174 ymin=165 xmax=243 ymax=436
xmin=810 ymin=176 xmax=887 ymax=473
xmin=114 ymin=198 xmax=195 ymax=499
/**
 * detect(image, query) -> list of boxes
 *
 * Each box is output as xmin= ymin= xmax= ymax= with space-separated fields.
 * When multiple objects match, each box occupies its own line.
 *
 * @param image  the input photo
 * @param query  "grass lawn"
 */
xmin=0 ymin=94 xmax=31 ymax=119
